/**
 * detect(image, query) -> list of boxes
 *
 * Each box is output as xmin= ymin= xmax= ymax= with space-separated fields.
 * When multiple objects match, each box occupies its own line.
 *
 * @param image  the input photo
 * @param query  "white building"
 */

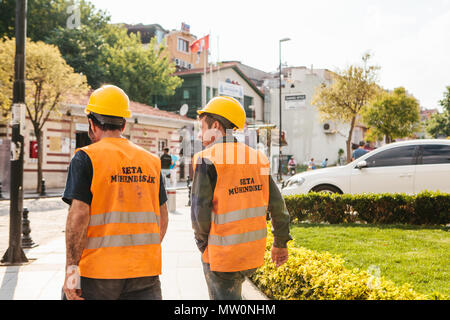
xmin=267 ymin=66 xmax=365 ymax=168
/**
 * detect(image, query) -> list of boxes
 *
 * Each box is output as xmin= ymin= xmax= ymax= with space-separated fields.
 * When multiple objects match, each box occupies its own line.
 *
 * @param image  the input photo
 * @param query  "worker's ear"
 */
xmin=212 ymin=120 xmax=226 ymax=134
xmin=211 ymin=120 xmax=221 ymax=130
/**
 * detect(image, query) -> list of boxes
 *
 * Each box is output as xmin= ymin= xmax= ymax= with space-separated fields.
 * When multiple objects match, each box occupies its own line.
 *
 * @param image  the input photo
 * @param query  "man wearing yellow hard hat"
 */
xmin=191 ymin=96 xmax=292 ymax=300
xmin=62 ymin=85 xmax=169 ymax=300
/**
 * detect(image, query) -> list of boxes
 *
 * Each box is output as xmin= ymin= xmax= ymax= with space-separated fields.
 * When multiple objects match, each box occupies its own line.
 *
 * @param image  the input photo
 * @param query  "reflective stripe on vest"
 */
xmin=86 ymin=233 xmax=160 ymax=250
xmin=208 ymin=228 xmax=267 ymax=246
xmin=212 ymin=206 xmax=267 ymax=225
xmin=89 ymin=211 xmax=160 ymax=227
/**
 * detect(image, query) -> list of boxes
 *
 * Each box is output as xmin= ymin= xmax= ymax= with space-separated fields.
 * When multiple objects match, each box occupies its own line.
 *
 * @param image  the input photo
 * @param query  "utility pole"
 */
xmin=1 ymin=0 xmax=28 ymax=265
xmin=278 ymin=37 xmax=290 ymax=182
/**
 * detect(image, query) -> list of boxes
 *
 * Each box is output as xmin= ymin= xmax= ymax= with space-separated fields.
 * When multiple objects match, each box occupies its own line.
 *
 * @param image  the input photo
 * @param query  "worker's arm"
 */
xmin=191 ymin=157 xmax=215 ymax=253
xmin=268 ymin=175 xmax=292 ymax=267
xmin=159 ymin=202 xmax=169 ymax=241
xmin=64 ymin=199 xmax=90 ymax=300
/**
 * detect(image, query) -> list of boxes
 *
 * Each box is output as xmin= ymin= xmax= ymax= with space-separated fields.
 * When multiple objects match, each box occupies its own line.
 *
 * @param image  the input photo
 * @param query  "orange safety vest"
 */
xmin=77 ymin=137 xmax=162 ymax=279
xmin=193 ymin=141 xmax=270 ymax=272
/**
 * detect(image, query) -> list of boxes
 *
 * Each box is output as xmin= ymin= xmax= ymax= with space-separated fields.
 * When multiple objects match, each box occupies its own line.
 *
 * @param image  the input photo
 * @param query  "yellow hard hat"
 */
xmin=197 ymin=96 xmax=246 ymax=129
xmin=85 ymin=85 xmax=131 ymax=118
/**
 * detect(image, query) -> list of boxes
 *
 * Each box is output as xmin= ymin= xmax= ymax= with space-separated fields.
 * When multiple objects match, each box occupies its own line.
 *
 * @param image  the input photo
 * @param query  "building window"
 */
xmin=244 ymin=96 xmax=254 ymax=118
xmin=183 ymin=89 xmax=190 ymax=99
xmin=158 ymin=139 xmax=168 ymax=152
xmin=177 ymin=38 xmax=189 ymax=53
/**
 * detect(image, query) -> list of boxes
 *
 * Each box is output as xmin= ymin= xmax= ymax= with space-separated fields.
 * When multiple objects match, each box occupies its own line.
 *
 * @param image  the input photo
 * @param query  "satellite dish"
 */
xmin=180 ymin=104 xmax=188 ymax=116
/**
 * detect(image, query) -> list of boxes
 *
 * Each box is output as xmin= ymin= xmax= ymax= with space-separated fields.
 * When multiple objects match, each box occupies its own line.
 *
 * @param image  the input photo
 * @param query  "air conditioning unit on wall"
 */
xmin=322 ymin=122 xmax=335 ymax=134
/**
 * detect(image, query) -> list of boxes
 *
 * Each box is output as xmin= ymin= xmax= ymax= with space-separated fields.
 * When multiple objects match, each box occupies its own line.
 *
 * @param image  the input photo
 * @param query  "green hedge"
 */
xmin=250 ymin=226 xmax=436 ymax=300
xmin=284 ymin=191 xmax=450 ymax=225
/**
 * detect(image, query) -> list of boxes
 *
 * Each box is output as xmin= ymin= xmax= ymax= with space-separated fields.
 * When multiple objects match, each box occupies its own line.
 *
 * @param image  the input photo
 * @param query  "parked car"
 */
xmin=281 ymin=139 xmax=450 ymax=195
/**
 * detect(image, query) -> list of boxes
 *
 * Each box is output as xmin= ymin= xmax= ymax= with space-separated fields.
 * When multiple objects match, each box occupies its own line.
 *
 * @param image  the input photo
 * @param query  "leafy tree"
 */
xmin=362 ymin=87 xmax=421 ymax=143
xmin=1 ymin=0 xmax=182 ymax=107
xmin=312 ymin=53 xmax=380 ymax=163
xmin=0 ymin=0 xmax=110 ymax=41
xmin=426 ymin=86 xmax=450 ymax=138
xmin=1 ymin=0 xmax=111 ymax=88
xmin=0 ymin=38 xmax=89 ymax=192
xmin=45 ymin=24 xmax=110 ymax=88
xmin=103 ymin=35 xmax=183 ymax=105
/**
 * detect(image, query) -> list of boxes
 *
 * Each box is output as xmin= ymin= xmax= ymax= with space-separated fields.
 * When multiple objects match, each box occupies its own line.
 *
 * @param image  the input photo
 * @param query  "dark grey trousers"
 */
xmin=61 ymin=276 xmax=162 ymax=300
xmin=202 ymin=262 xmax=256 ymax=300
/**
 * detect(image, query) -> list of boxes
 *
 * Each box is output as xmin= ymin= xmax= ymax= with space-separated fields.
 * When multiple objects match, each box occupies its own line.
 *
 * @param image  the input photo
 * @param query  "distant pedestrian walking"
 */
xmin=321 ymin=158 xmax=328 ymax=168
xmin=352 ymin=141 xmax=368 ymax=161
xmin=308 ymin=158 xmax=316 ymax=170
xmin=169 ymin=153 xmax=179 ymax=188
xmin=160 ymin=148 xmax=173 ymax=188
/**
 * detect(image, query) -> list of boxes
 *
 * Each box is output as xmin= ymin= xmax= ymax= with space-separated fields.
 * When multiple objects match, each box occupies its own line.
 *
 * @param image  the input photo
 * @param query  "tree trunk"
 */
xmin=346 ymin=116 xmax=357 ymax=164
xmin=385 ymin=135 xmax=392 ymax=144
xmin=36 ymin=130 xmax=43 ymax=193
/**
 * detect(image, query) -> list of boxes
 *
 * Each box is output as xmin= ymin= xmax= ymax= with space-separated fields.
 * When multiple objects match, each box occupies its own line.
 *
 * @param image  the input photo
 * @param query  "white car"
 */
xmin=281 ymin=139 xmax=450 ymax=195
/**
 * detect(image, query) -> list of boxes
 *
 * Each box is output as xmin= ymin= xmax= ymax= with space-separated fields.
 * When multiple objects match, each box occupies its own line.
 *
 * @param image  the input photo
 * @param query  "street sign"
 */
xmin=218 ymin=81 xmax=244 ymax=99
xmin=285 ymin=94 xmax=306 ymax=110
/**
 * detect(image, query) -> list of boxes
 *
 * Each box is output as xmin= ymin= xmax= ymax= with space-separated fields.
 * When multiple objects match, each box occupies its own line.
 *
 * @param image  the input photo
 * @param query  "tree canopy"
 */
xmin=103 ymin=35 xmax=183 ymax=105
xmin=1 ymin=0 xmax=182 ymax=104
xmin=0 ymin=0 xmax=110 ymax=41
xmin=426 ymin=86 xmax=450 ymax=138
xmin=312 ymin=53 xmax=380 ymax=163
xmin=0 ymin=37 xmax=89 ymax=192
xmin=362 ymin=87 xmax=421 ymax=143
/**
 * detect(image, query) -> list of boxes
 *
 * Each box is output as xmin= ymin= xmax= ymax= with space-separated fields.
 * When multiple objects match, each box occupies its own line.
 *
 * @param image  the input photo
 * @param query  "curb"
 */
xmin=242 ymin=277 xmax=270 ymax=300
xmin=0 ymin=194 xmax=63 ymax=202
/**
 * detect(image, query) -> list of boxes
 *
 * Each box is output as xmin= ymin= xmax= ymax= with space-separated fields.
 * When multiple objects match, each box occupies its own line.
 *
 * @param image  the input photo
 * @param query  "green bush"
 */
xmin=250 ymin=227 xmax=430 ymax=300
xmin=284 ymin=191 xmax=450 ymax=225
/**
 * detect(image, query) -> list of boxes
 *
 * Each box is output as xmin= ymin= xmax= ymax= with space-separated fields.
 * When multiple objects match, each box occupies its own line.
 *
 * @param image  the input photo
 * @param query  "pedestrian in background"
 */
xmin=321 ymin=158 xmax=328 ymax=168
xmin=169 ymin=152 xmax=179 ymax=188
xmin=191 ymin=96 xmax=292 ymax=300
xmin=160 ymin=148 xmax=172 ymax=188
xmin=352 ymin=141 xmax=368 ymax=161
xmin=308 ymin=158 xmax=316 ymax=170
xmin=62 ymin=85 xmax=168 ymax=300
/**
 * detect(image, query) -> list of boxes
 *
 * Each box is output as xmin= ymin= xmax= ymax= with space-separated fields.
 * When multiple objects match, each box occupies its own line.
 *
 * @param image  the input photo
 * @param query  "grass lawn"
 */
xmin=290 ymin=223 xmax=450 ymax=297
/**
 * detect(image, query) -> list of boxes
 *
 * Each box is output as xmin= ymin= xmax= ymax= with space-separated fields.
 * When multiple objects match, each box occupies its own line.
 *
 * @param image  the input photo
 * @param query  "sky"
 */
xmin=90 ymin=0 xmax=450 ymax=111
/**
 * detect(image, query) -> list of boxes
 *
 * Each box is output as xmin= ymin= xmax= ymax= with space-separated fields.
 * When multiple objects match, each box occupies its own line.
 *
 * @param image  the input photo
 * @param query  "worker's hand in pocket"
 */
xmin=271 ymin=247 xmax=289 ymax=267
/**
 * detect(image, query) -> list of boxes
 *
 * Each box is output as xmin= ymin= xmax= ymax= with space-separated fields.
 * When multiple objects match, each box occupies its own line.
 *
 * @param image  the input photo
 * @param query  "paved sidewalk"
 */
xmin=0 ymin=202 xmax=267 ymax=300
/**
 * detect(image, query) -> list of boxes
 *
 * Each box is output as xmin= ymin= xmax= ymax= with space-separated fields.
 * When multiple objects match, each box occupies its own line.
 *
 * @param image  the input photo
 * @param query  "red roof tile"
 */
xmin=65 ymin=95 xmax=194 ymax=122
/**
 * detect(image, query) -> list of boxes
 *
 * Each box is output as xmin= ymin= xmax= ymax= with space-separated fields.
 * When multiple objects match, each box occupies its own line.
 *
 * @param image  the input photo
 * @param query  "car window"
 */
xmin=419 ymin=145 xmax=450 ymax=165
xmin=365 ymin=146 xmax=416 ymax=168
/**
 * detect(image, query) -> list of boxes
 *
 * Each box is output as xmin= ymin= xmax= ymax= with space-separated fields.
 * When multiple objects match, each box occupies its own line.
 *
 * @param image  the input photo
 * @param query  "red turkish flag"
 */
xmin=190 ymin=35 xmax=209 ymax=53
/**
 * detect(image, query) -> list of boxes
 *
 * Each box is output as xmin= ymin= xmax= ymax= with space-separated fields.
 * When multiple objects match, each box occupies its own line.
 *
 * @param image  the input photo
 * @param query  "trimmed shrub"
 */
xmin=250 ymin=227 xmax=430 ymax=300
xmin=284 ymin=191 xmax=450 ymax=225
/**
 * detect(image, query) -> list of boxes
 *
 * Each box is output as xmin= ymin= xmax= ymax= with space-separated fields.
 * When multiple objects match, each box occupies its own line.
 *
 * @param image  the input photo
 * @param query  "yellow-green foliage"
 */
xmin=250 ymin=226 xmax=429 ymax=300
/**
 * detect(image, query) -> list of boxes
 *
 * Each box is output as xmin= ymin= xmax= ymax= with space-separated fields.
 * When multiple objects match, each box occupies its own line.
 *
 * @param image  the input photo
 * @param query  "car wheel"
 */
xmin=311 ymin=185 xmax=341 ymax=194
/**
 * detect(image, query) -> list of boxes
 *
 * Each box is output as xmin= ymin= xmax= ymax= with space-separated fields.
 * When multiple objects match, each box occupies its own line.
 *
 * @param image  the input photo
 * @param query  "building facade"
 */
xmin=0 ymin=99 xmax=194 ymax=191
xmin=267 ymin=66 xmax=368 ymax=168
xmin=160 ymin=62 xmax=265 ymax=123
xmin=126 ymin=22 xmax=208 ymax=73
